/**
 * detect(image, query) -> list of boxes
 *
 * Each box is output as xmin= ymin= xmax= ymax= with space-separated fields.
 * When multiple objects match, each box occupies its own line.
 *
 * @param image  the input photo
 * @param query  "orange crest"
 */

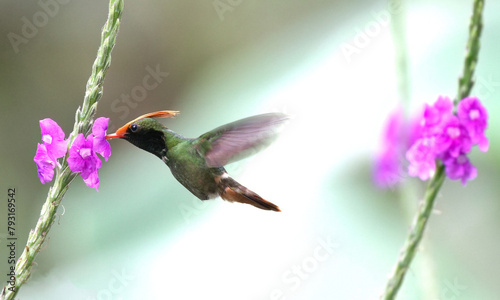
xmin=105 ymin=110 xmax=179 ymax=139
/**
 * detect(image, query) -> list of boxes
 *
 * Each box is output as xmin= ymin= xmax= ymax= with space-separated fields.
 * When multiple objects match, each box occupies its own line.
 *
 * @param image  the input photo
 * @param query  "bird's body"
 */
xmin=106 ymin=111 xmax=288 ymax=211
xmin=163 ymin=133 xmax=224 ymax=200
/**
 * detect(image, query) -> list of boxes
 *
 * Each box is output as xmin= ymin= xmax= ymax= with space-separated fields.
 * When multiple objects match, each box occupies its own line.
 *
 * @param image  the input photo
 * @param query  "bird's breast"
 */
xmin=166 ymin=145 xmax=224 ymax=200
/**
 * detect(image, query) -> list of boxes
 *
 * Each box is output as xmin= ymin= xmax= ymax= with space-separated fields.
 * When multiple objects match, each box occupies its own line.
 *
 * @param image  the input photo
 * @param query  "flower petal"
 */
xmin=93 ymin=138 xmax=111 ymax=161
xmin=34 ymin=143 xmax=56 ymax=184
xmin=40 ymin=118 xmax=65 ymax=140
xmin=83 ymin=171 xmax=100 ymax=191
xmin=373 ymin=108 xmax=407 ymax=188
xmin=421 ymin=96 xmax=453 ymax=135
xmin=406 ymin=138 xmax=437 ymax=181
xmin=92 ymin=117 xmax=109 ymax=138
xmin=68 ymin=134 xmax=86 ymax=173
xmin=434 ymin=116 xmax=472 ymax=157
xmin=68 ymin=133 xmax=103 ymax=191
xmin=443 ymin=153 xmax=477 ymax=185
xmin=457 ymin=97 xmax=488 ymax=150
xmin=40 ymin=118 xmax=68 ymax=159
xmin=92 ymin=117 xmax=112 ymax=161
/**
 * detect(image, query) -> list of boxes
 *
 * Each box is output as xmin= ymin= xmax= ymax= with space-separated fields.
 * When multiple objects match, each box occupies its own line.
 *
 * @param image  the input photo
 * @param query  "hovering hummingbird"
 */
xmin=105 ymin=111 xmax=289 ymax=211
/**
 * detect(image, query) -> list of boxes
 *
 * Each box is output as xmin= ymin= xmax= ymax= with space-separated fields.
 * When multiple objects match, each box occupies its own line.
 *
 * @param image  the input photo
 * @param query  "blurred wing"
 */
xmin=194 ymin=113 xmax=289 ymax=167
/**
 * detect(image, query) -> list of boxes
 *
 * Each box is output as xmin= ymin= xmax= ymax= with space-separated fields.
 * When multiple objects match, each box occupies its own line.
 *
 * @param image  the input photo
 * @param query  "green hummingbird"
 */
xmin=105 ymin=110 xmax=289 ymax=211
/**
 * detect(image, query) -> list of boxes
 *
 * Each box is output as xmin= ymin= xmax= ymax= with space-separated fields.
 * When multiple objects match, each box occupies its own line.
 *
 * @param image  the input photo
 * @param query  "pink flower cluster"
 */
xmin=407 ymin=96 xmax=488 ymax=185
xmin=34 ymin=117 xmax=111 ymax=191
xmin=374 ymin=96 xmax=488 ymax=187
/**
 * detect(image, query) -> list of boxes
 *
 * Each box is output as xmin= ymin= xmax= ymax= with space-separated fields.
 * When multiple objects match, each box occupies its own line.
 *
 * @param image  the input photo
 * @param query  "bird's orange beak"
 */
xmin=104 ymin=127 xmax=127 ymax=139
xmin=105 ymin=110 xmax=179 ymax=139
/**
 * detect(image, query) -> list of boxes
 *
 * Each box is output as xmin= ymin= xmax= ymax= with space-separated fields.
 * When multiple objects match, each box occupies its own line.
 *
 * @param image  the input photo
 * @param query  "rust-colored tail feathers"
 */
xmin=219 ymin=175 xmax=280 ymax=212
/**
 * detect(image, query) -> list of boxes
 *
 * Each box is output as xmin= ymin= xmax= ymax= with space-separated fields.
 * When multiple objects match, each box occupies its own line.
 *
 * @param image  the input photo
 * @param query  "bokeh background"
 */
xmin=1 ymin=0 xmax=499 ymax=299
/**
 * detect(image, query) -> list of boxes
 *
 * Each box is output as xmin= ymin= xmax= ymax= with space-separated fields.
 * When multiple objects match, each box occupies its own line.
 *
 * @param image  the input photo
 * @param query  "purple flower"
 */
xmin=34 ymin=119 xmax=68 ymax=184
xmin=421 ymin=96 xmax=453 ymax=137
xmin=34 ymin=143 xmax=56 ymax=184
xmin=39 ymin=118 xmax=68 ymax=161
xmin=374 ymin=151 xmax=405 ymax=188
xmin=442 ymin=153 xmax=477 ymax=185
xmin=406 ymin=137 xmax=437 ymax=181
xmin=92 ymin=117 xmax=111 ymax=161
xmin=34 ymin=117 xmax=112 ymax=190
xmin=68 ymin=134 xmax=103 ymax=191
xmin=408 ymin=111 xmax=424 ymax=146
xmin=404 ymin=95 xmax=488 ymax=185
xmin=373 ymin=108 xmax=407 ymax=188
xmin=457 ymin=96 xmax=489 ymax=152
xmin=434 ymin=115 xmax=472 ymax=157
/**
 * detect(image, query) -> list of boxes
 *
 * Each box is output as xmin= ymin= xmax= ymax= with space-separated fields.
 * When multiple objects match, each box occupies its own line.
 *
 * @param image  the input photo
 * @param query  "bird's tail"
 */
xmin=218 ymin=174 xmax=280 ymax=212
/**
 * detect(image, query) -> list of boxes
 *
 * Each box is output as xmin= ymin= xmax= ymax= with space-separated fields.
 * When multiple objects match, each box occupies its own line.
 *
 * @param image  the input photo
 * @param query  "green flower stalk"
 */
xmin=381 ymin=0 xmax=484 ymax=299
xmin=1 ymin=0 xmax=123 ymax=299
xmin=457 ymin=0 xmax=483 ymax=104
xmin=381 ymin=165 xmax=445 ymax=299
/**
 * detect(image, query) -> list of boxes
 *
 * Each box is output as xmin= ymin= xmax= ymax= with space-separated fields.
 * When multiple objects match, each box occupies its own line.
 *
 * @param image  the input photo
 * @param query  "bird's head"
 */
xmin=105 ymin=110 xmax=179 ymax=157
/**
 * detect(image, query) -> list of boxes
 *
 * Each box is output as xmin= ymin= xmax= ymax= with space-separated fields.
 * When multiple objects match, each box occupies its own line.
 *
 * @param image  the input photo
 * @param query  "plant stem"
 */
xmin=382 ymin=165 xmax=445 ymax=299
xmin=389 ymin=0 xmax=411 ymax=109
xmin=390 ymin=0 xmax=441 ymax=298
xmin=1 ymin=1 xmax=123 ymax=299
xmin=457 ymin=0 xmax=483 ymax=104
xmin=381 ymin=0 xmax=484 ymax=298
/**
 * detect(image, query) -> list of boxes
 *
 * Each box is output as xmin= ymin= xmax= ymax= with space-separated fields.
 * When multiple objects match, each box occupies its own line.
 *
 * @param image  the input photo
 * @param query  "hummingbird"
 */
xmin=105 ymin=110 xmax=289 ymax=212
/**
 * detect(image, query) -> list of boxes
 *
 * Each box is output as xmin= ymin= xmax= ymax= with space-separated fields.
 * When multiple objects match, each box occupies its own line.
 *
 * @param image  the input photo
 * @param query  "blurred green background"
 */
xmin=1 ymin=0 xmax=499 ymax=299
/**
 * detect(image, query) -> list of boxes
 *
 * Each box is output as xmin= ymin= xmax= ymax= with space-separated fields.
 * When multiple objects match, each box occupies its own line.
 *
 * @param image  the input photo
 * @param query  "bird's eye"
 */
xmin=130 ymin=123 xmax=139 ymax=132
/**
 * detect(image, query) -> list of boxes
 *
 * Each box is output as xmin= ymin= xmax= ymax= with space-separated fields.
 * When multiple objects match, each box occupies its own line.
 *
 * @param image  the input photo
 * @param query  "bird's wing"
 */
xmin=193 ymin=113 xmax=289 ymax=167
